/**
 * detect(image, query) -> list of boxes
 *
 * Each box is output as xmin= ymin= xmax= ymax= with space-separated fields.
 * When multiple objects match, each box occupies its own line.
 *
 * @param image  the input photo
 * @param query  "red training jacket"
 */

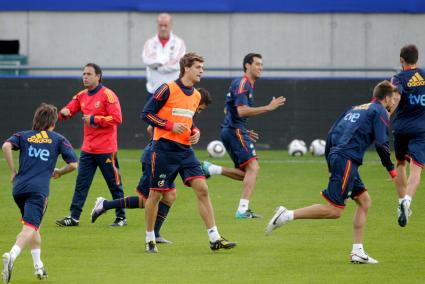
xmin=59 ymin=85 xmax=122 ymax=154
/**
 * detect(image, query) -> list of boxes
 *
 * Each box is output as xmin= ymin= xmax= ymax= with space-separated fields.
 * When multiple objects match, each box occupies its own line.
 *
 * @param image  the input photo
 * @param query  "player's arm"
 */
xmin=52 ymin=139 xmax=78 ymax=179
xmin=2 ymin=141 xmax=17 ymax=182
xmin=87 ymin=92 xmax=123 ymax=128
xmin=389 ymin=76 xmax=402 ymax=115
xmin=141 ymin=84 xmax=188 ymax=134
xmin=189 ymin=122 xmax=201 ymax=144
xmin=2 ymin=133 xmax=21 ymax=182
xmin=59 ymin=93 xmax=82 ymax=120
xmin=158 ymin=40 xmax=186 ymax=73
xmin=237 ymin=97 xmax=286 ymax=117
xmin=373 ymin=110 xmax=397 ymax=178
xmin=141 ymin=39 xmax=162 ymax=69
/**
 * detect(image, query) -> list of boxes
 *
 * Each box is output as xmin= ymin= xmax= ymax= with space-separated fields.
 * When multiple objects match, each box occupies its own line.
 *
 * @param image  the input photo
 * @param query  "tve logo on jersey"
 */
xmin=28 ymin=145 xmax=50 ymax=161
xmin=27 ymin=131 xmax=52 ymax=144
xmin=344 ymin=112 xmax=361 ymax=123
xmin=409 ymin=93 xmax=425 ymax=106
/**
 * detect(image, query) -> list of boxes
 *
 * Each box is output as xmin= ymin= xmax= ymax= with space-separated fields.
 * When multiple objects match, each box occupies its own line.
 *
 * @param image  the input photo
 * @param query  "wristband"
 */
xmin=164 ymin=120 xmax=174 ymax=131
xmin=389 ymin=169 xmax=397 ymax=178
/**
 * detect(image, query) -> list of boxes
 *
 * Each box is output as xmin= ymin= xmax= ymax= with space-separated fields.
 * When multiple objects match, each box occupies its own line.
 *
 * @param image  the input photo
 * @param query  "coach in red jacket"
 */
xmin=56 ymin=63 xmax=127 ymax=227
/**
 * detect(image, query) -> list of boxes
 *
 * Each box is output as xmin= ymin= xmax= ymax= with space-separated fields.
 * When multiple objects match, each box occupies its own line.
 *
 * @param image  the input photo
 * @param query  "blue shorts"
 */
xmin=321 ymin=154 xmax=367 ymax=208
xmin=13 ymin=192 xmax=48 ymax=230
xmin=220 ymin=127 xmax=257 ymax=169
xmin=150 ymin=140 xmax=204 ymax=191
xmin=136 ymin=141 xmax=177 ymax=197
xmin=394 ymin=132 xmax=425 ymax=168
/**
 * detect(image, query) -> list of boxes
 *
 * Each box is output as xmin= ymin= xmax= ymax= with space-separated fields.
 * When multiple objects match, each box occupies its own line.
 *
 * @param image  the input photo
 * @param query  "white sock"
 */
xmin=10 ymin=245 xmax=21 ymax=260
xmin=237 ymin=199 xmax=249 ymax=213
xmin=209 ymin=164 xmax=223 ymax=175
xmin=31 ymin=249 xmax=44 ymax=269
xmin=207 ymin=226 xmax=220 ymax=242
xmin=405 ymin=195 xmax=412 ymax=203
xmin=286 ymin=210 xmax=294 ymax=221
xmin=146 ymin=231 xmax=155 ymax=243
xmin=352 ymin=243 xmax=363 ymax=252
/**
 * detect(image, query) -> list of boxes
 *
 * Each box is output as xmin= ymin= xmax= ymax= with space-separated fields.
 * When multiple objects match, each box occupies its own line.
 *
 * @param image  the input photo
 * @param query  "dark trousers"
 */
xmin=70 ymin=151 xmax=125 ymax=220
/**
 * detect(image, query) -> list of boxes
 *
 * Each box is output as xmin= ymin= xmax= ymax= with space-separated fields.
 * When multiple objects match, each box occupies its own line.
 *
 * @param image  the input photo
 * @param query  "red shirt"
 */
xmin=59 ymin=85 xmax=122 ymax=154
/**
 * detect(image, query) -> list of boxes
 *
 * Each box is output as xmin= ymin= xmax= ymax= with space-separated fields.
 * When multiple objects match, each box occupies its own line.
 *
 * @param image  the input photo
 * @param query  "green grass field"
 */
xmin=1 ymin=150 xmax=424 ymax=283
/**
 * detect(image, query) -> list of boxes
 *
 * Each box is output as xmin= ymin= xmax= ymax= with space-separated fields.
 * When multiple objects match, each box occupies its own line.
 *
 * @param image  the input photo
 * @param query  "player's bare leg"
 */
xmin=144 ymin=190 xmax=162 ymax=252
xmin=294 ymin=204 xmax=343 ymax=219
xmin=235 ymin=160 xmax=262 ymax=218
xmin=394 ymin=160 xmax=407 ymax=198
xmin=398 ymin=161 xmax=422 ymax=227
xmin=221 ymin=168 xmax=245 ymax=181
xmin=350 ymin=192 xmax=377 ymax=264
xmin=190 ymin=178 xmax=236 ymax=250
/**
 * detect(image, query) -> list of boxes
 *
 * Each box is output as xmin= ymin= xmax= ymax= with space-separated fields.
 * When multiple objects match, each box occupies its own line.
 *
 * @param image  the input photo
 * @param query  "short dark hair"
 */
xmin=32 ymin=103 xmax=58 ymax=131
xmin=197 ymin=88 xmax=212 ymax=106
xmin=179 ymin=53 xmax=204 ymax=78
xmin=243 ymin=53 xmax=262 ymax=72
xmin=400 ymin=44 xmax=419 ymax=65
xmin=85 ymin=63 xmax=103 ymax=82
xmin=373 ymin=80 xmax=397 ymax=100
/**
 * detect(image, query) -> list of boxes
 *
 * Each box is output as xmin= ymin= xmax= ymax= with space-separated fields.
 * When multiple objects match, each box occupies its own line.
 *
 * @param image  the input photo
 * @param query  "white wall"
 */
xmin=1 ymin=12 xmax=424 ymax=76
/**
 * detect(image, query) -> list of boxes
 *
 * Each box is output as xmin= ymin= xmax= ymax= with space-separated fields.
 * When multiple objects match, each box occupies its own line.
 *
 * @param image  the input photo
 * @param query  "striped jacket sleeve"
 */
xmin=141 ymin=84 xmax=173 ymax=130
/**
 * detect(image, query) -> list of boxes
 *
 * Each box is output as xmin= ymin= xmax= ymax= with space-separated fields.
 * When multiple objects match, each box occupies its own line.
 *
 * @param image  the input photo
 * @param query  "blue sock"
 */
xmin=154 ymin=201 xmax=171 ymax=237
xmin=104 ymin=196 xmax=140 ymax=210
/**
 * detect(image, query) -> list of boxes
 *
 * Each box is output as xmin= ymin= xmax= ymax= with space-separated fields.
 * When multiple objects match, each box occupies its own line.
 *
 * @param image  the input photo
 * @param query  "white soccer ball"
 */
xmin=288 ymin=139 xmax=307 ymax=156
xmin=309 ymin=139 xmax=326 ymax=156
xmin=207 ymin=140 xmax=226 ymax=158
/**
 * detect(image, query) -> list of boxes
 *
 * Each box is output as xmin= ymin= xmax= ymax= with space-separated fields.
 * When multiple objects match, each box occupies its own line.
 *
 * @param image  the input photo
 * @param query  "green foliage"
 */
xmin=0 ymin=150 xmax=424 ymax=283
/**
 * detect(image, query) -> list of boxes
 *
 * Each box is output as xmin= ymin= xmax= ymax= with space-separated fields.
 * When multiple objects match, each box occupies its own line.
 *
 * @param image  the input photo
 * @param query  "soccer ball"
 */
xmin=207 ymin=140 xmax=226 ymax=158
xmin=288 ymin=139 xmax=307 ymax=156
xmin=309 ymin=139 xmax=326 ymax=156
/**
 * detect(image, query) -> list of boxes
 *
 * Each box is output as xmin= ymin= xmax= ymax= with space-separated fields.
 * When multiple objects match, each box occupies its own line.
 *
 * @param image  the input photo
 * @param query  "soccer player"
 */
xmin=141 ymin=52 xmax=236 ymax=253
xmin=202 ymin=53 xmax=285 ymax=219
xmin=391 ymin=44 xmax=425 ymax=227
xmin=90 ymin=88 xmax=212 ymax=244
xmin=2 ymin=103 xmax=78 ymax=283
xmin=265 ymin=81 xmax=398 ymax=264
xmin=56 ymin=63 xmax=127 ymax=227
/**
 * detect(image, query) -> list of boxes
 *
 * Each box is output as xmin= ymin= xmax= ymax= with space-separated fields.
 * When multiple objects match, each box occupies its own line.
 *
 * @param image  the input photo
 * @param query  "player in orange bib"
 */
xmin=141 ymin=53 xmax=237 ymax=253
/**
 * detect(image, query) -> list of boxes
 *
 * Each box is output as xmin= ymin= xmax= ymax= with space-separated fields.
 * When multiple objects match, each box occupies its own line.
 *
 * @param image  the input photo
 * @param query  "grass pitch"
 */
xmin=0 ymin=150 xmax=424 ymax=283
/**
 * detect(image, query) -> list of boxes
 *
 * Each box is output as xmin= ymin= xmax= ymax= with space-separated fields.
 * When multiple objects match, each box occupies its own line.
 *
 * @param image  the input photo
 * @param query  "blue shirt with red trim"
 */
xmin=6 ymin=130 xmax=77 ymax=196
xmin=391 ymin=67 xmax=425 ymax=134
xmin=325 ymin=101 xmax=394 ymax=171
xmin=222 ymin=75 xmax=254 ymax=129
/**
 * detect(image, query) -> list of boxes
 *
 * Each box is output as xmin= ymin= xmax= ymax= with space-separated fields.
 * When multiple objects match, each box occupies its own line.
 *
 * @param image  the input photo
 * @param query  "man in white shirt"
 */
xmin=142 ymin=13 xmax=186 ymax=96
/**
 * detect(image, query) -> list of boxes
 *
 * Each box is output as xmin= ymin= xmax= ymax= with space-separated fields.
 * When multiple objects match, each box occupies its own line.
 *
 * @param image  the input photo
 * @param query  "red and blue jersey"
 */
xmin=222 ymin=75 xmax=254 ymax=129
xmin=59 ymin=84 xmax=122 ymax=154
xmin=325 ymin=101 xmax=394 ymax=171
xmin=6 ymin=130 xmax=77 ymax=196
xmin=391 ymin=68 xmax=425 ymax=134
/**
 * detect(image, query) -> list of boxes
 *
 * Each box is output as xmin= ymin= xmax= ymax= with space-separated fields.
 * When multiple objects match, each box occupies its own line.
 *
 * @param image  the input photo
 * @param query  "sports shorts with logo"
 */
xmin=136 ymin=141 xmax=176 ymax=198
xmin=220 ymin=127 xmax=257 ymax=169
xmin=149 ymin=140 xmax=204 ymax=191
xmin=13 ymin=191 xmax=48 ymax=230
xmin=321 ymin=153 xmax=367 ymax=208
xmin=393 ymin=132 xmax=425 ymax=167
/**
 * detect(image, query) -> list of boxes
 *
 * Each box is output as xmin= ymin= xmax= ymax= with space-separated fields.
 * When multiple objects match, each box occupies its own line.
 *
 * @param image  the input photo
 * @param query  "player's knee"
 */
xmin=195 ymin=187 xmax=209 ymax=200
xmin=328 ymin=207 xmax=343 ymax=219
xmin=163 ymin=190 xmax=177 ymax=204
xmin=246 ymin=161 xmax=260 ymax=174
xmin=397 ymin=160 xmax=406 ymax=167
